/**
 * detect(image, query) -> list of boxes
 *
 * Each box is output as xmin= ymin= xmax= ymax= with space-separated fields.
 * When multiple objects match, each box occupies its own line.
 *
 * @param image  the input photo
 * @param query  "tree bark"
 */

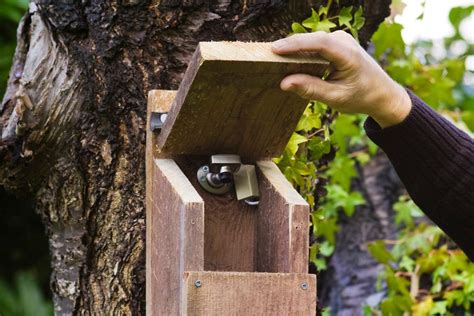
xmin=319 ymin=153 xmax=404 ymax=315
xmin=0 ymin=0 xmax=390 ymax=314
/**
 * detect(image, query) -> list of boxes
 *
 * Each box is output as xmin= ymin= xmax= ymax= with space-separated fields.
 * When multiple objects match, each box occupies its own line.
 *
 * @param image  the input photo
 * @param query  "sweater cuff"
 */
xmin=364 ymin=90 xmax=430 ymax=159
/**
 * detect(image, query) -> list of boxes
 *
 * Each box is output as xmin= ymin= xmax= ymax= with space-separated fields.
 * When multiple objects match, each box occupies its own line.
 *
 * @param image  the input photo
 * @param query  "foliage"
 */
xmin=281 ymin=2 xmax=474 ymax=315
xmin=364 ymin=5 xmax=474 ymax=315
xmin=0 ymin=271 xmax=53 ymax=316
xmin=0 ymin=2 xmax=53 ymax=315
xmin=276 ymin=0 xmax=371 ymax=272
xmin=0 ymin=0 xmax=28 ymax=97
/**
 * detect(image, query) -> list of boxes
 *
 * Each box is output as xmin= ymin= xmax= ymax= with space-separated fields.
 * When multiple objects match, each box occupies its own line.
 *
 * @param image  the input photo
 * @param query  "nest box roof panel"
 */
xmin=155 ymin=41 xmax=330 ymax=158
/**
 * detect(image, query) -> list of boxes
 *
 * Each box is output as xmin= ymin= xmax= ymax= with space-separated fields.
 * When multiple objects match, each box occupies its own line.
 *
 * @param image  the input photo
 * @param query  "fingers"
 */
xmin=272 ymin=31 xmax=356 ymax=70
xmin=281 ymin=74 xmax=337 ymax=103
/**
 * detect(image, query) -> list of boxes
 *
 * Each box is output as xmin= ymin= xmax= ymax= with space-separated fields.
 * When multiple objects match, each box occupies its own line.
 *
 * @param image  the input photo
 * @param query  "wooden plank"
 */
xmin=146 ymin=90 xmax=177 ymax=314
xmin=156 ymin=42 xmax=329 ymax=158
xmin=147 ymin=90 xmax=258 ymax=273
xmin=175 ymin=156 xmax=257 ymax=272
xmin=182 ymin=271 xmax=317 ymax=315
xmin=147 ymin=158 xmax=204 ymax=315
xmin=256 ymin=160 xmax=310 ymax=273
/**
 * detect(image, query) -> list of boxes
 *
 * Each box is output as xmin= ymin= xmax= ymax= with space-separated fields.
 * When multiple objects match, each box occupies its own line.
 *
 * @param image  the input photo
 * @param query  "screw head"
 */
xmin=300 ymin=282 xmax=308 ymax=290
xmin=160 ymin=113 xmax=168 ymax=123
xmin=194 ymin=280 xmax=202 ymax=288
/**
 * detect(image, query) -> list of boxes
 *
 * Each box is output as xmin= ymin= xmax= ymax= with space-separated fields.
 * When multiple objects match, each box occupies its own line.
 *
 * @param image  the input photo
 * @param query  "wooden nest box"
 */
xmin=146 ymin=42 xmax=329 ymax=315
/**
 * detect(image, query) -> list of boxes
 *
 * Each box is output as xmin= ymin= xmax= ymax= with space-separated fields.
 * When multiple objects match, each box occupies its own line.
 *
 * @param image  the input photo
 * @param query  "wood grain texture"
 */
xmin=182 ymin=271 xmax=317 ymax=315
xmin=147 ymin=159 xmax=204 ymax=315
xmin=156 ymin=42 xmax=330 ymax=158
xmin=256 ymin=160 xmax=310 ymax=273
xmin=175 ymin=156 xmax=258 ymax=272
xmin=146 ymin=90 xmax=177 ymax=314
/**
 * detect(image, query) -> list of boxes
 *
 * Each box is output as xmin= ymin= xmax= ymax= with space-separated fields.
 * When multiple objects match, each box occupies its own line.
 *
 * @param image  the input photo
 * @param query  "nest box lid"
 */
xmin=155 ymin=41 xmax=330 ymax=158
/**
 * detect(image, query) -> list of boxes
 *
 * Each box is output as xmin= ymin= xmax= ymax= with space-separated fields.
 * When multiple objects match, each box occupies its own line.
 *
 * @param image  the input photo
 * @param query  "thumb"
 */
xmin=281 ymin=74 xmax=335 ymax=103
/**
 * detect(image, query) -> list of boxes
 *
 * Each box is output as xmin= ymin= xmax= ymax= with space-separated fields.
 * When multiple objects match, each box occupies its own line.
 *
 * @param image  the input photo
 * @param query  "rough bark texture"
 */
xmin=0 ymin=0 xmax=390 ymax=314
xmin=319 ymin=153 xmax=404 ymax=315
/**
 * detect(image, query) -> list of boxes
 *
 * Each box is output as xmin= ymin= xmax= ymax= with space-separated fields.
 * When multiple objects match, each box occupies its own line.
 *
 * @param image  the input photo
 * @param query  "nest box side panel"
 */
xmin=256 ymin=160 xmax=310 ymax=273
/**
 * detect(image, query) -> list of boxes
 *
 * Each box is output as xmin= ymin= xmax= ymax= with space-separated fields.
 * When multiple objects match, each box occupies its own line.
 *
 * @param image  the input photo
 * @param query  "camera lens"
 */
xmin=219 ymin=171 xmax=233 ymax=183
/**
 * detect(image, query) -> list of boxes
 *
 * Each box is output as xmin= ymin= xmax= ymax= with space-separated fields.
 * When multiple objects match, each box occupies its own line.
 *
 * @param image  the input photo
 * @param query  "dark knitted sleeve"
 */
xmin=364 ymin=90 xmax=474 ymax=261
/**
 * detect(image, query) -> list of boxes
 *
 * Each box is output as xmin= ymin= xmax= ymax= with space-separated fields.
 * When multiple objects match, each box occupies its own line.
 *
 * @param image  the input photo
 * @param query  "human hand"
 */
xmin=272 ymin=31 xmax=412 ymax=128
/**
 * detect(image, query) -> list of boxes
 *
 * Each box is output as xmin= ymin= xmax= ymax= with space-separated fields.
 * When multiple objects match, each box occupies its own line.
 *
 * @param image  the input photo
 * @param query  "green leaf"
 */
xmin=326 ymin=155 xmax=357 ymax=191
xmin=321 ymin=307 xmax=331 ymax=316
xmin=316 ymin=19 xmax=337 ymax=33
xmin=296 ymin=107 xmax=321 ymax=132
xmin=368 ymin=240 xmax=394 ymax=264
xmin=352 ymin=6 xmax=366 ymax=30
xmin=319 ymin=240 xmax=335 ymax=257
xmin=291 ymin=22 xmax=307 ymax=34
xmin=381 ymin=295 xmax=412 ymax=316
xmin=338 ymin=6 xmax=353 ymax=28
xmin=362 ymin=305 xmax=375 ymax=316
xmin=308 ymin=137 xmax=331 ymax=160
xmin=315 ymin=217 xmax=339 ymax=244
xmin=285 ymin=133 xmax=308 ymax=156
xmin=449 ymin=6 xmax=474 ymax=35
xmin=302 ymin=9 xmax=320 ymax=32
xmin=315 ymin=258 xmax=327 ymax=270
xmin=331 ymin=114 xmax=361 ymax=154
xmin=429 ymin=301 xmax=448 ymax=315
xmin=393 ymin=196 xmax=423 ymax=227
xmin=399 ymin=255 xmax=415 ymax=272
xmin=318 ymin=6 xmax=329 ymax=18
xmin=412 ymin=296 xmax=434 ymax=316
xmin=372 ymin=22 xmax=405 ymax=59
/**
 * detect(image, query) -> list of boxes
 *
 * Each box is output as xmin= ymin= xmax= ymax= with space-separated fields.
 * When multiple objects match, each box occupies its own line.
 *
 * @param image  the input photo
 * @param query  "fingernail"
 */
xmin=272 ymin=39 xmax=287 ymax=50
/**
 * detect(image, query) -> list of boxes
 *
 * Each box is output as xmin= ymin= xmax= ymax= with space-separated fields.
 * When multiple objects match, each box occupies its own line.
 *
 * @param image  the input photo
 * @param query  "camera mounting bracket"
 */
xmin=197 ymin=154 xmax=260 ymax=205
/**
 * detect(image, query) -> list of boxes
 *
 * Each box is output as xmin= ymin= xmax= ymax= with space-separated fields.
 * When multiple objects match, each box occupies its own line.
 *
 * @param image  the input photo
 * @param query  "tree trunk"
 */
xmin=319 ymin=153 xmax=404 ymax=315
xmin=0 ymin=0 xmax=390 ymax=314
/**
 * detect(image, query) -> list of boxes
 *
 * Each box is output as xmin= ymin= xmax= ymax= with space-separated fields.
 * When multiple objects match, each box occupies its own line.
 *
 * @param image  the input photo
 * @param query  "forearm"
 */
xmin=365 ymin=90 xmax=474 ymax=260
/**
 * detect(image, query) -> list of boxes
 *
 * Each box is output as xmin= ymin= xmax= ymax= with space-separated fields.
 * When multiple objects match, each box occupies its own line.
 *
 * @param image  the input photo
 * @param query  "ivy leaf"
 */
xmin=326 ymin=155 xmax=357 ymax=191
xmin=399 ymin=255 xmax=415 ymax=272
xmin=449 ymin=6 xmax=474 ymax=35
xmin=284 ymin=166 xmax=305 ymax=188
xmin=294 ymin=161 xmax=311 ymax=176
xmin=338 ymin=6 xmax=353 ymax=28
xmin=321 ymin=307 xmax=331 ymax=316
xmin=372 ymin=22 xmax=405 ymax=59
xmin=326 ymin=184 xmax=365 ymax=217
xmin=286 ymin=132 xmax=308 ymax=156
xmin=412 ymin=296 xmax=433 ymax=316
xmin=308 ymin=137 xmax=331 ymax=160
xmin=302 ymin=9 xmax=320 ymax=32
xmin=291 ymin=22 xmax=307 ymax=34
xmin=444 ymin=290 xmax=465 ymax=307
xmin=309 ymin=244 xmax=318 ymax=263
xmin=316 ymin=19 xmax=337 ymax=33
xmin=429 ymin=301 xmax=447 ymax=315
xmin=318 ymin=6 xmax=329 ymax=18
xmin=315 ymin=217 xmax=339 ymax=244
xmin=319 ymin=240 xmax=335 ymax=257
xmin=368 ymin=240 xmax=394 ymax=264
xmin=381 ymin=295 xmax=412 ymax=316
xmin=352 ymin=6 xmax=365 ymax=30
xmin=315 ymin=258 xmax=327 ymax=271
xmin=393 ymin=197 xmax=423 ymax=228
xmin=296 ymin=108 xmax=322 ymax=132
xmin=331 ymin=114 xmax=361 ymax=154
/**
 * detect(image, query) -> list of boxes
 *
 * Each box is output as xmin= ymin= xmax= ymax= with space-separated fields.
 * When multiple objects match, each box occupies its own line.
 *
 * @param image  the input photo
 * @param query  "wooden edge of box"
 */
xmin=182 ymin=271 xmax=317 ymax=315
